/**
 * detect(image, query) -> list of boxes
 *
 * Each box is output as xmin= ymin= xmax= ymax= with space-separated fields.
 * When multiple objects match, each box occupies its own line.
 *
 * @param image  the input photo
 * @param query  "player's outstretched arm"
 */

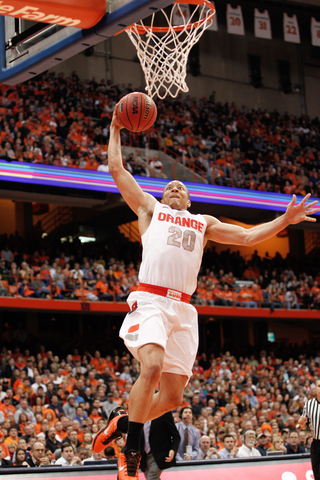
xmin=108 ymin=108 xmax=156 ymax=216
xmin=204 ymin=193 xmax=320 ymax=246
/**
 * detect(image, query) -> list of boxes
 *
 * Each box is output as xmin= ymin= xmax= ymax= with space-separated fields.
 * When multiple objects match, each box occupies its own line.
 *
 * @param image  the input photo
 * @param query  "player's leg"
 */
xmin=118 ymin=371 xmax=186 ymax=480
xmin=92 ymin=342 xmax=165 ymax=455
xmin=96 ymin=370 xmax=186 ymax=441
xmin=117 ymin=343 xmax=165 ymax=480
xmin=130 ymin=299 xmax=195 ymax=422
xmin=144 ymin=371 xmax=187 ymax=421
xmin=126 ymin=343 xmax=165 ymax=424
xmin=93 ymin=369 xmax=186 ymax=454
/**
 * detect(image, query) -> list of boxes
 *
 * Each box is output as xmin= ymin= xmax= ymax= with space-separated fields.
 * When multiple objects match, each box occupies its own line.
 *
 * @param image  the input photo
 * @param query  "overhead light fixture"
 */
xmin=79 ymin=236 xmax=96 ymax=243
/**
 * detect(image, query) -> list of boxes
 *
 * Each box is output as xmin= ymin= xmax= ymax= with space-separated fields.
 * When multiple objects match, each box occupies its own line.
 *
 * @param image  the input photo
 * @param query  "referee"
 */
xmin=296 ymin=379 xmax=320 ymax=480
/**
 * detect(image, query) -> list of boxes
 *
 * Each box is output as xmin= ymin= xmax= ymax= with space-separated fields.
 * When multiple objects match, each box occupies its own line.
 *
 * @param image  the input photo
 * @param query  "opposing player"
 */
xmin=92 ymin=106 xmax=319 ymax=480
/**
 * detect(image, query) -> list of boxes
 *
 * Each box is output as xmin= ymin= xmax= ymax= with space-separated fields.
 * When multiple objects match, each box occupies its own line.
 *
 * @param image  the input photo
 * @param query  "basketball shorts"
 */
xmin=119 ymin=291 xmax=198 ymax=379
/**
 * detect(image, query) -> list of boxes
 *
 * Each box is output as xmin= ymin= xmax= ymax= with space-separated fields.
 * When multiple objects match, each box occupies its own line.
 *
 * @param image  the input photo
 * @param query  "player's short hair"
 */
xmin=162 ymin=181 xmax=190 ymax=199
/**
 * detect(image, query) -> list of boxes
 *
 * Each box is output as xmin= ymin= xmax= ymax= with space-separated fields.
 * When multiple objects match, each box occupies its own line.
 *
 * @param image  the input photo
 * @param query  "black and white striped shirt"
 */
xmin=302 ymin=398 xmax=320 ymax=439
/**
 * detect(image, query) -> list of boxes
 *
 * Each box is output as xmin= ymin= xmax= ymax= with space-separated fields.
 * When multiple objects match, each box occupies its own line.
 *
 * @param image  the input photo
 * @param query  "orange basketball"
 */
xmin=117 ymin=92 xmax=157 ymax=132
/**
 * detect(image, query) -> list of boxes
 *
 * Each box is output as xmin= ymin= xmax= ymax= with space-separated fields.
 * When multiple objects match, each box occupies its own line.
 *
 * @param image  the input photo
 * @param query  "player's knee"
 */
xmin=142 ymin=360 xmax=162 ymax=383
xmin=168 ymin=392 xmax=183 ymax=410
xmin=162 ymin=390 xmax=183 ymax=411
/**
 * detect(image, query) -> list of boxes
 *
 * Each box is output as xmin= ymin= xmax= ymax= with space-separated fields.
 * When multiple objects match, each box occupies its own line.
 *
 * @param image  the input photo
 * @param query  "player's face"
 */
xmin=161 ymin=181 xmax=191 ymax=210
xmin=316 ymin=380 xmax=320 ymax=396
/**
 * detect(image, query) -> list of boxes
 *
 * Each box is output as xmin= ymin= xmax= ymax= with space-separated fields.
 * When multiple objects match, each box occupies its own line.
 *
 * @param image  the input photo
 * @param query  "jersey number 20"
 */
xmin=167 ymin=226 xmax=196 ymax=252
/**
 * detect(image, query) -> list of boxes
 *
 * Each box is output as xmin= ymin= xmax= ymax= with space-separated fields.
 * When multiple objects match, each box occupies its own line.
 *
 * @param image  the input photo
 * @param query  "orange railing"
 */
xmin=0 ymin=274 xmax=317 ymax=310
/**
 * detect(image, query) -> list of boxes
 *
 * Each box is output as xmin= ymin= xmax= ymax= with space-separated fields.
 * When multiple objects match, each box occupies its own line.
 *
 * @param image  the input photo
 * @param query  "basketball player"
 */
xmin=92 ymin=107 xmax=319 ymax=480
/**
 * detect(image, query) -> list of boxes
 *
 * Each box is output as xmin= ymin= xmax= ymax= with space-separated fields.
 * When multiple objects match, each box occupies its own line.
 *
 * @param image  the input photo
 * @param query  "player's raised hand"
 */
xmin=111 ymin=103 xmax=123 ymax=129
xmin=285 ymin=193 xmax=320 ymax=224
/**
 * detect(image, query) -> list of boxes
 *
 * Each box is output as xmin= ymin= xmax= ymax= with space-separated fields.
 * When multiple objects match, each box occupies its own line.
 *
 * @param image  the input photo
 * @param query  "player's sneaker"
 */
xmin=117 ymin=449 xmax=141 ymax=480
xmin=92 ymin=406 xmax=128 ymax=453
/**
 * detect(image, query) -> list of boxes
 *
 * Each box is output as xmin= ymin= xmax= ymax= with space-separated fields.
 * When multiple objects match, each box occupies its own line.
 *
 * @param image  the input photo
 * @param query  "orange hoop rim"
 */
xmin=126 ymin=0 xmax=215 ymax=35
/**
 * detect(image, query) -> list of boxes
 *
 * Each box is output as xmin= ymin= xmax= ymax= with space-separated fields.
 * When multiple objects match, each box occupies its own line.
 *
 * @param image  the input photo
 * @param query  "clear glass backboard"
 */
xmin=0 ymin=0 xmax=172 ymax=84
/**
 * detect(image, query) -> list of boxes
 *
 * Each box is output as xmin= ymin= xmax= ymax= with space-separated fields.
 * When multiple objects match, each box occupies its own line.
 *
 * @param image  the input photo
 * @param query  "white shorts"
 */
xmin=119 ymin=291 xmax=198 ymax=378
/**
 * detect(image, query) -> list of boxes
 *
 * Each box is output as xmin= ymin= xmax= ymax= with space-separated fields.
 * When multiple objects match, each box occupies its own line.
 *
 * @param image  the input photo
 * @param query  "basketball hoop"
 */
xmin=124 ymin=0 xmax=215 ymax=99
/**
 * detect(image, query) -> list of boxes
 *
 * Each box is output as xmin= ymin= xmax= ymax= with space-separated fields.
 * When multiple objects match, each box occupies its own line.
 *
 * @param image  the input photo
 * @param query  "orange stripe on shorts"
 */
xmin=128 ymin=324 xmax=139 ymax=333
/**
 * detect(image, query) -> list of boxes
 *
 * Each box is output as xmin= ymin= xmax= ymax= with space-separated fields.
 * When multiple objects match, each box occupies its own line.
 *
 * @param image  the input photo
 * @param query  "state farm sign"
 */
xmin=0 ymin=0 xmax=106 ymax=28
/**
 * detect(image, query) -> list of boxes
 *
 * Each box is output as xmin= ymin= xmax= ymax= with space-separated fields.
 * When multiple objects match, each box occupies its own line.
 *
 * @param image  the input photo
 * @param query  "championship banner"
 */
xmin=173 ymin=3 xmax=190 ymax=26
xmin=227 ymin=4 xmax=245 ymax=36
xmin=283 ymin=12 xmax=301 ymax=43
xmin=311 ymin=17 xmax=320 ymax=47
xmin=254 ymin=8 xmax=272 ymax=39
xmin=0 ymin=0 xmax=106 ymax=28
xmin=207 ymin=1 xmax=218 ymax=31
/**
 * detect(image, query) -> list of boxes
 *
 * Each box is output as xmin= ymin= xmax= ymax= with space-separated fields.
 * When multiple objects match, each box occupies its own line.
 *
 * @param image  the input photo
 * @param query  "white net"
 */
xmin=125 ymin=1 xmax=215 ymax=99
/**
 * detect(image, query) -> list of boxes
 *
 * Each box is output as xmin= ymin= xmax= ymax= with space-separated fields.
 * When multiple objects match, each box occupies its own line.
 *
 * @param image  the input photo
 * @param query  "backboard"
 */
xmin=0 ymin=0 xmax=173 ymax=85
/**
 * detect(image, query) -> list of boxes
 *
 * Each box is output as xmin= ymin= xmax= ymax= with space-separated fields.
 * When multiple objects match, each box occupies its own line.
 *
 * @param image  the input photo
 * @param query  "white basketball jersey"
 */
xmin=139 ymin=202 xmax=207 ymax=295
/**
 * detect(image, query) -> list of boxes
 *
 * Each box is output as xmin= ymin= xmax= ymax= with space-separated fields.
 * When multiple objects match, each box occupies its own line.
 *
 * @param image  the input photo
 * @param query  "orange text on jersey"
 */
xmin=158 ymin=213 xmax=204 ymax=232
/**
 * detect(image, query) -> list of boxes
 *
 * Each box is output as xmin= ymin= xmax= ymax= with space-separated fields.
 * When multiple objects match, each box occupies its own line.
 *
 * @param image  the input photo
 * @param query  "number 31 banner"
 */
xmin=254 ymin=9 xmax=272 ymax=39
xmin=311 ymin=17 xmax=320 ymax=46
xmin=284 ymin=12 xmax=301 ymax=43
xmin=227 ymin=4 xmax=245 ymax=36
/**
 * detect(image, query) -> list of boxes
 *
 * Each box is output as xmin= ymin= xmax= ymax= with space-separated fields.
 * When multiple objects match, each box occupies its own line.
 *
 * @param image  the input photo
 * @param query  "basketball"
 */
xmin=117 ymin=92 xmax=157 ymax=132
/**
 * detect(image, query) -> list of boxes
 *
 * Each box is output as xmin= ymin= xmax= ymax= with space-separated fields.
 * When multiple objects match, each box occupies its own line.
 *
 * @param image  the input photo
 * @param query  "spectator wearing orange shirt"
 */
xmin=129 ymin=277 xmax=139 ymax=293
xmin=89 ymin=403 xmax=103 ymax=425
xmin=54 ymin=420 xmax=68 ymax=441
xmin=220 ymin=284 xmax=234 ymax=306
xmin=208 ymin=284 xmax=224 ymax=306
xmin=85 ymin=155 xmax=99 ymax=171
xmin=243 ymin=265 xmax=260 ymax=280
xmin=251 ymin=284 xmax=263 ymax=307
xmin=14 ymin=356 xmax=26 ymax=371
xmin=95 ymin=276 xmax=114 ymax=301
xmin=193 ymin=281 xmax=207 ymax=305
xmin=239 ymin=285 xmax=258 ymax=308
xmin=90 ymin=351 xmax=107 ymax=375
xmin=51 ymin=281 xmax=63 ymax=299
xmin=87 ymin=370 xmax=99 ymax=388
xmin=255 ymin=387 xmax=266 ymax=406
xmin=112 ymin=436 xmax=126 ymax=458
xmin=0 ymin=396 xmax=16 ymax=418
xmin=111 ymin=389 xmax=122 ymax=406
xmin=19 ymin=278 xmax=38 ymax=298
xmin=0 ymin=441 xmax=10 ymax=460
xmin=4 ymin=426 xmax=19 ymax=446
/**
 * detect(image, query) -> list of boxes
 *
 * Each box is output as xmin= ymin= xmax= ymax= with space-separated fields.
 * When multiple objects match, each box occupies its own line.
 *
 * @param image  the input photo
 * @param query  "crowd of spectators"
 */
xmin=0 ymin=345 xmax=315 ymax=468
xmin=1 ymin=235 xmax=320 ymax=310
xmin=1 ymin=72 xmax=320 ymax=195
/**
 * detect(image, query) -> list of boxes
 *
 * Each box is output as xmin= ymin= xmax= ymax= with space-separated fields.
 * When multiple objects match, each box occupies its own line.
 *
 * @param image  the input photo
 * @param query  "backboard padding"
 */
xmin=0 ymin=0 xmax=173 ymax=84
